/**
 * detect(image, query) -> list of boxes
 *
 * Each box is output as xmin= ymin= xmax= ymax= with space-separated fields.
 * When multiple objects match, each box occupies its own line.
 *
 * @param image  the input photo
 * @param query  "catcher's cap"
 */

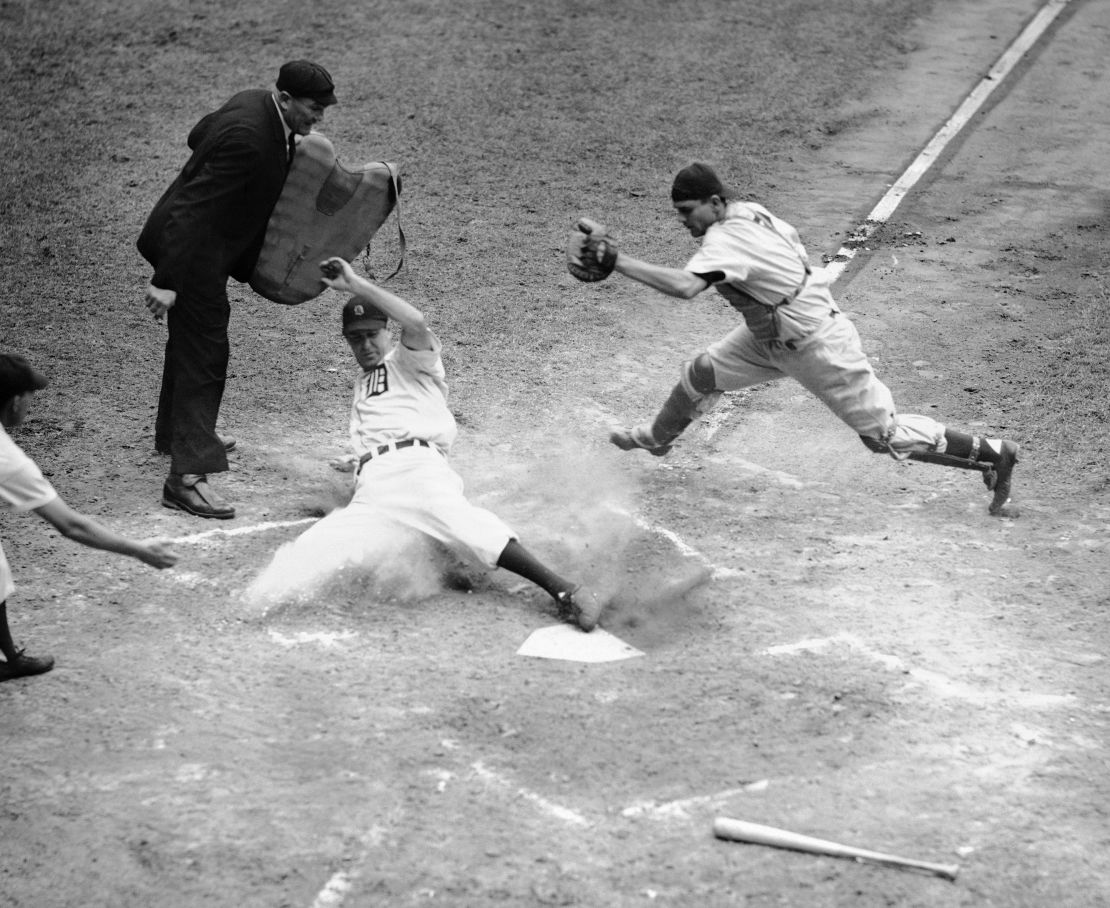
xmin=671 ymin=162 xmax=730 ymax=202
xmin=342 ymin=297 xmax=388 ymax=332
xmin=0 ymin=353 xmax=49 ymax=402
xmin=277 ymin=60 xmax=337 ymax=106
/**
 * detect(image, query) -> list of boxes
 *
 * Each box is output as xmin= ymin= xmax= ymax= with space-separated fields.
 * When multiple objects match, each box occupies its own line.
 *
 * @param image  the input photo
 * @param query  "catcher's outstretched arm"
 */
xmin=615 ymin=255 xmax=708 ymax=299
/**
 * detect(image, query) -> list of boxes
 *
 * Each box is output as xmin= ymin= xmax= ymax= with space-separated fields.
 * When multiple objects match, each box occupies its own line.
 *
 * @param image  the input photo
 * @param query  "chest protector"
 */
xmin=713 ymin=208 xmax=811 ymax=343
xmin=250 ymin=132 xmax=403 ymax=305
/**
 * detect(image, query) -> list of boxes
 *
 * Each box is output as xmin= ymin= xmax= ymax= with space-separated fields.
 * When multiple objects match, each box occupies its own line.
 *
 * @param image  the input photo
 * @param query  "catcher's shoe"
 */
xmin=609 ymin=424 xmax=672 ymax=457
xmin=0 ymin=649 xmax=55 ymax=682
xmin=554 ymin=586 xmax=606 ymax=633
xmin=984 ymin=440 xmax=1019 ymax=516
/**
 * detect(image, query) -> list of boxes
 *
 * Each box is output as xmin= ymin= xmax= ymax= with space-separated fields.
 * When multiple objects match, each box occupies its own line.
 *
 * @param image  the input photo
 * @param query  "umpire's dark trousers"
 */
xmin=155 ymin=281 xmax=231 ymax=476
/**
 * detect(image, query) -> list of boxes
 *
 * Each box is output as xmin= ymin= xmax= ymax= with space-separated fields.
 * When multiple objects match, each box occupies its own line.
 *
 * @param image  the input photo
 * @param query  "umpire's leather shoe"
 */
xmin=163 ymin=473 xmax=235 ymax=520
xmin=156 ymin=436 xmax=238 ymax=455
xmin=0 ymin=649 xmax=55 ymax=682
xmin=986 ymin=440 xmax=1019 ymax=517
xmin=555 ymin=586 xmax=606 ymax=633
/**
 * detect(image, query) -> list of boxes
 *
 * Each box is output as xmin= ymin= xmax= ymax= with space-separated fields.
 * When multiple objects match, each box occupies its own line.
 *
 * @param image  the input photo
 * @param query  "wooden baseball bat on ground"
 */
xmin=713 ymin=817 xmax=960 ymax=882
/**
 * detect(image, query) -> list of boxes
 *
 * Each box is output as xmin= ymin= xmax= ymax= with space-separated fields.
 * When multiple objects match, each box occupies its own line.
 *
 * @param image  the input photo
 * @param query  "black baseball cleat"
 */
xmin=163 ymin=473 xmax=236 ymax=519
xmin=985 ymin=440 xmax=1019 ymax=516
xmin=554 ymin=586 xmax=606 ymax=633
xmin=609 ymin=425 xmax=672 ymax=457
xmin=0 ymin=649 xmax=55 ymax=682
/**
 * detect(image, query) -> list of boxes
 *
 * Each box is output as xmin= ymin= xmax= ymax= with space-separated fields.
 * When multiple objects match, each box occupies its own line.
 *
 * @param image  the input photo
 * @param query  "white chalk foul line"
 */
xmin=823 ymin=0 xmax=1074 ymax=283
xmin=471 ymin=760 xmax=590 ymax=828
xmin=168 ymin=517 xmax=317 ymax=545
xmin=622 ymin=780 xmax=769 ymax=820
xmin=763 ymin=633 xmax=1076 ymax=707
xmin=605 ymin=503 xmax=744 ymax=580
xmin=307 ymin=827 xmax=387 ymax=908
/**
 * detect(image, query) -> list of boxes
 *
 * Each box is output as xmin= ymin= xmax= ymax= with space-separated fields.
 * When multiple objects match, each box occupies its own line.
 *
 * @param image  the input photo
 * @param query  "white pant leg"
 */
xmin=245 ymin=492 xmax=417 ymax=603
xmin=357 ymin=447 xmax=514 ymax=568
xmin=772 ymin=316 xmax=945 ymax=452
xmin=705 ymin=324 xmax=786 ymax=391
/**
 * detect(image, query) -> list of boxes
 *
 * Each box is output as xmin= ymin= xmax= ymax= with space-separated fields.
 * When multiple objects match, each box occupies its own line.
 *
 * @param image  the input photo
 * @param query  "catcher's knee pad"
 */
xmin=680 ymin=353 xmax=722 ymax=415
xmin=858 ymin=434 xmax=889 ymax=454
xmin=859 ymin=431 xmax=916 ymax=462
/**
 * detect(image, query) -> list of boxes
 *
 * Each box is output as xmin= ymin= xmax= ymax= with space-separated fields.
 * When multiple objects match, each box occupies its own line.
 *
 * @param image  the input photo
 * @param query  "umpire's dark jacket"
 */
xmin=137 ymin=88 xmax=288 ymax=294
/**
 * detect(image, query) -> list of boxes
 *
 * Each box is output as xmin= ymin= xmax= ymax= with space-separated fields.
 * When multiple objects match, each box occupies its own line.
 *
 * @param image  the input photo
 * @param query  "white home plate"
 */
xmin=517 ymin=624 xmax=644 ymax=663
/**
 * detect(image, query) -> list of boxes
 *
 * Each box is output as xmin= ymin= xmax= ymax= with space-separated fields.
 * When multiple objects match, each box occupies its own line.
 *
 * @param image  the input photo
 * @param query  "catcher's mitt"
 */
xmin=567 ymin=217 xmax=618 ymax=282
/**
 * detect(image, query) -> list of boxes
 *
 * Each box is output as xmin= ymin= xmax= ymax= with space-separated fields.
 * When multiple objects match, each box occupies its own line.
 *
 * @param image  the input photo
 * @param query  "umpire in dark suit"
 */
xmin=138 ymin=60 xmax=337 ymax=519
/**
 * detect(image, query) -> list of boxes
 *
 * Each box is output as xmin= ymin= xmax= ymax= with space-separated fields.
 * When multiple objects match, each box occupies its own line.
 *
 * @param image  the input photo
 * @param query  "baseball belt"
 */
xmin=356 ymin=438 xmax=435 ymax=474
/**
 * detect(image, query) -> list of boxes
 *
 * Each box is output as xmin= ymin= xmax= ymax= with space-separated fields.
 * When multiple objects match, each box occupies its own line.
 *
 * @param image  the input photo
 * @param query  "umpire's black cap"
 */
xmin=0 ymin=353 xmax=48 ymax=404
xmin=277 ymin=60 xmax=338 ymax=106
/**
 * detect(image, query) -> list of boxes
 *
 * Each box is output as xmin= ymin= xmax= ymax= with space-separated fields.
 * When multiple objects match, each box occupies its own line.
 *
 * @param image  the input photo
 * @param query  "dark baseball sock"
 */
xmin=944 ymin=430 xmax=1001 ymax=464
xmin=0 ymin=602 xmax=18 ymax=661
xmin=496 ymin=540 xmax=574 ymax=598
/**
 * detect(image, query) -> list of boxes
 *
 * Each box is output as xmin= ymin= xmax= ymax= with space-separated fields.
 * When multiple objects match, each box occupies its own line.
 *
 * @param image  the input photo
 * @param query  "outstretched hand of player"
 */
xmin=320 ymin=257 xmax=359 ymax=293
xmin=135 ymin=538 xmax=180 ymax=569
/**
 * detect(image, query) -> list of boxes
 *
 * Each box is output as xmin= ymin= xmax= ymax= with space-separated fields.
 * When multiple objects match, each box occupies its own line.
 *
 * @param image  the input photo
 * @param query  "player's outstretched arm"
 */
xmin=34 ymin=497 xmax=179 ymax=569
xmin=614 ymin=254 xmax=709 ymax=299
xmin=567 ymin=219 xmax=707 ymax=299
xmin=321 ymin=257 xmax=433 ymax=350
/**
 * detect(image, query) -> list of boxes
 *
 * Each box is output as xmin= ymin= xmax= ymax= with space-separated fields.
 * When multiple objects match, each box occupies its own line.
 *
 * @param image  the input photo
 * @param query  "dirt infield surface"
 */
xmin=2 ymin=1 xmax=1109 ymax=906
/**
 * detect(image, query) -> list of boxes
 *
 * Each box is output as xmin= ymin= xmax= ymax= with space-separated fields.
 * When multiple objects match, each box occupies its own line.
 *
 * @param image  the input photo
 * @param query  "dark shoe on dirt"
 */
xmin=0 ymin=649 xmax=55 ymax=682
xmin=156 ymin=435 xmax=237 ymax=455
xmin=163 ymin=473 xmax=236 ymax=520
xmin=555 ymin=586 xmax=606 ymax=632
xmin=985 ymin=440 xmax=1019 ymax=516
xmin=609 ymin=424 xmax=672 ymax=457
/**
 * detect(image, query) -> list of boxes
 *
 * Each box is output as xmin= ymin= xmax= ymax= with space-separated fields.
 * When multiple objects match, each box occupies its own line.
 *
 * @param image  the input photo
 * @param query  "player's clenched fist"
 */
xmin=320 ymin=256 xmax=357 ymax=291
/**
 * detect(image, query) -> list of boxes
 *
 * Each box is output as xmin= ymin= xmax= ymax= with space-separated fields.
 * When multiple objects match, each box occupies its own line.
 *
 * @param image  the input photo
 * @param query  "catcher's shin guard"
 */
xmin=859 ymin=430 xmax=991 ymax=472
xmin=611 ymin=355 xmax=723 ymax=456
xmin=609 ymin=383 xmax=700 ymax=456
xmin=904 ymin=451 xmax=992 ymax=473
xmin=863 ymin=429 xmax=1020 ymax=516
xmin=940 ymin=431 xmax=1019 ymax=515
xmin=652 ymin=355 xmax=724 ymax=444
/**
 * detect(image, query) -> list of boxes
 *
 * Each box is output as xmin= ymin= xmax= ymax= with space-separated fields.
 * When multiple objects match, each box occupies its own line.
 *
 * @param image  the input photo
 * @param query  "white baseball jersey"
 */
xmin=1 ymin=424 xmax=58 ymax=601
xmin=685 ymin=201 xmax=839 ymax=343
xmin=348 ymin=337 xmax=457 ymax=455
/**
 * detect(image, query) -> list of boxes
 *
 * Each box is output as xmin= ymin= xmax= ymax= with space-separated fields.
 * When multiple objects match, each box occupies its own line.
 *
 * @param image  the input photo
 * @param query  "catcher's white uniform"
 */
xmin=604 ymin=163 xmax=1019 ymax=516
xmin=689 ymin=201 xmax=946 ymax=454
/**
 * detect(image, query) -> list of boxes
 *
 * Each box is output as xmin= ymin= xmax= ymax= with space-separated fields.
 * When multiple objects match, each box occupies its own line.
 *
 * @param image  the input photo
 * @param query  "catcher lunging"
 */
xmin=567 ymin=162 xmax=1019 ymax=517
